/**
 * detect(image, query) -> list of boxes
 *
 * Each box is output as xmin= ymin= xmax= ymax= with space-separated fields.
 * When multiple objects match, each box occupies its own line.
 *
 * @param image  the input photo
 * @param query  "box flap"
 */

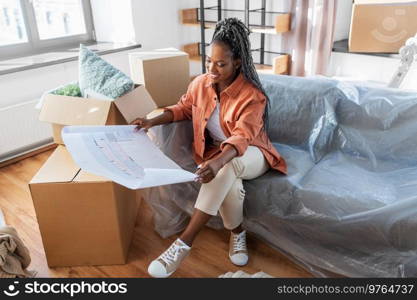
xmin=105 ymin=103 xmax=127 ymax=125
xmin=128 ymin=49 xmax=188 ymax=61
xmin=73 ymin=170 xmax=109 ymax=182
xmin=30 ymin=146 xmax=80 ymax=184
xmin=141 ymin=56 xmax=189 ymax=107
xmin=113 ymin=85 xmax=157 ymax=123
xmin=39 ymin=94 xmax=112 ymax=126
xmin=355 ymin=0 xmax=417 ymax=4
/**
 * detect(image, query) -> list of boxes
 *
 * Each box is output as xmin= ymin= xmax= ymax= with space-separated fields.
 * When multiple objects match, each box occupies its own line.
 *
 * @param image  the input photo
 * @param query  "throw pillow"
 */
xmin=78 ymin=44 xmax=134 ymax=99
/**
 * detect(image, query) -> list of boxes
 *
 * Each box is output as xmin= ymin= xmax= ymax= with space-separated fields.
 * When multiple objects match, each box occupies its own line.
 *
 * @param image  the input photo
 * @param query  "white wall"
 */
xmin=333 ymin=0 xmax=353 ymax=42
xmin=129 ymin=0 xmax=203 ymax=75
xmin=90 ymin=0 xmax=136 ymax=43
xmin=329 ymin=52 xmax=399 ymax=84
xmin=130 ymin=0 xmax=194 ymax=50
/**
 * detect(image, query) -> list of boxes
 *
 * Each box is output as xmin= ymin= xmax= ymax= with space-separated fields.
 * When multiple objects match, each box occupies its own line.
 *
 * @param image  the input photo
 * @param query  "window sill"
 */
xmin=0 ymin=42 xmax=141 ymax=76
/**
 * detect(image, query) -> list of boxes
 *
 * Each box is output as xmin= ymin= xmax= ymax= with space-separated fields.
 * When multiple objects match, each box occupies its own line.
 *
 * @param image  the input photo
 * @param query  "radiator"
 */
xmin=0 ymin=99 xmax=53 ymax=162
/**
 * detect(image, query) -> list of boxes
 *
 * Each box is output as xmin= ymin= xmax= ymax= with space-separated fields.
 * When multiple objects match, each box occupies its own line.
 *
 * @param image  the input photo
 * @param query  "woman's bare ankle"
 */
xmin=178 ymin=234 xmax=193 ymax=247
xmin=231 ymin=224 xmax=244 ymax=234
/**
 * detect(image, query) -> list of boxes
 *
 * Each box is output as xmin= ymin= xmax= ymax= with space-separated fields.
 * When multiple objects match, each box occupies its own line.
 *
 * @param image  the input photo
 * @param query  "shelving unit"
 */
xmin=180 ymin=0 xmax=291 ymax=75
xmin=181 ymin=7 xmax=290 ymax=34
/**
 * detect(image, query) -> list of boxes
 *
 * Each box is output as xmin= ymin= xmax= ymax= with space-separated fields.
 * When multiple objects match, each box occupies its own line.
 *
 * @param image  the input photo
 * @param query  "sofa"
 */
xmin=144 ymin=74 xmax=417 ymax=277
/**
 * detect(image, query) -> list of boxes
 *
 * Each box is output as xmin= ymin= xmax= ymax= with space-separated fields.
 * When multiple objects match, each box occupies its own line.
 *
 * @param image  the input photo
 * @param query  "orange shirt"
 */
xmin=165 ymin=73 xmax=287 ymax=174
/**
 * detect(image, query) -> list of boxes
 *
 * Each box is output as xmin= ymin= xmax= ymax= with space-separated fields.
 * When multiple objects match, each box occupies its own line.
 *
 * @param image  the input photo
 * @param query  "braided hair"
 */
xmin=211 ymin=17 xmax=269 ymax=131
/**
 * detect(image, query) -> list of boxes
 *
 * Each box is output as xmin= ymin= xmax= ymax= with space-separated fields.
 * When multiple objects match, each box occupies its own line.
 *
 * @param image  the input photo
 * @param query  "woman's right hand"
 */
xmin=130 ymin=117 xmax=154 ymax=132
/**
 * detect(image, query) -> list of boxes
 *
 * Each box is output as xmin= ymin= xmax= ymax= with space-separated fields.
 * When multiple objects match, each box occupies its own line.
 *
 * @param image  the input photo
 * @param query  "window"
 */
xmin=0 ymin=0 xmax=28 ymax=46
xmin=0 ymin=0 xmax=94 ymax=59
xmin=33 ymin=0 xmax=87 ymax=40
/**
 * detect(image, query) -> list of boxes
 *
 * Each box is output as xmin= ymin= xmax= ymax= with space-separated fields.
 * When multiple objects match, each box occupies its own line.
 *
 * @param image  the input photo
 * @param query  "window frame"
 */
xmin=0 ymin=0 xmax=95 ymax=60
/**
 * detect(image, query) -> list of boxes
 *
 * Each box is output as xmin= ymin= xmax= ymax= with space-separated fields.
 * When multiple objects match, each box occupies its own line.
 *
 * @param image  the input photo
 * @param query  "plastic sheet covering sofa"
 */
xmin=144 ymin=73 xmax=417 ymax=277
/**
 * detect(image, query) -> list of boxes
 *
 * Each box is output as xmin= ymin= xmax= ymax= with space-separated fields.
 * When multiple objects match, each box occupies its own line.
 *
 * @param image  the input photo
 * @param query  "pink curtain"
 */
xmin=282 ymin=0 xmax=338 ymax=76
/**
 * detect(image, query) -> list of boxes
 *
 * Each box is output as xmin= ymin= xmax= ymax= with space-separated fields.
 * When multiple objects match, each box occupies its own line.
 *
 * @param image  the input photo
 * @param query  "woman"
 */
xmin=131 ymin=18 xmax=287 ymax=278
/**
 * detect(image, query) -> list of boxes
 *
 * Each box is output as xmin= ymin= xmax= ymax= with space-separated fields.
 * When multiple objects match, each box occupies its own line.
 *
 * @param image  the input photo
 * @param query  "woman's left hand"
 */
xmin=195 ymin=157 xmax=224 ymax=183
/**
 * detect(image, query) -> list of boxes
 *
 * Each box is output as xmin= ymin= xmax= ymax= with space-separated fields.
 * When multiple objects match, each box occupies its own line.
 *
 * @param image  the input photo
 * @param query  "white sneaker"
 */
xmin=229 ymin=230 xmax=248 ymax=266
xmin=148 ymin=238 xmax=191 ymax=278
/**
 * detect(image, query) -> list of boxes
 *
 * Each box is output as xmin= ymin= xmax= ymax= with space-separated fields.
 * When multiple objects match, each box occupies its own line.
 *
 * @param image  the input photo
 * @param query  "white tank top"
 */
xmin=206 ymin=102 xmax=227 ymax=142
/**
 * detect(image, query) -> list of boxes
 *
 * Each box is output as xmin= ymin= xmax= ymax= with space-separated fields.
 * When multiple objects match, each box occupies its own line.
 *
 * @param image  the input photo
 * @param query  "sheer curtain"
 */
xmin=282 ymin=0 xmax=338 ymax=76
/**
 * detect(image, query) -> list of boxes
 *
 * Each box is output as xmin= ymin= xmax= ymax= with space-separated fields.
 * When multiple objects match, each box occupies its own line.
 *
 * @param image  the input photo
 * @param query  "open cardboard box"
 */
xmin=29 ymin=146 xmax=140 ymax=267
xmin=129 ymin=48 xmax=190 ymax=108
xmin=39 ymin=84 xmax=157 ymax=145
xmin=349 ymin=0 xmax=417 ymax=53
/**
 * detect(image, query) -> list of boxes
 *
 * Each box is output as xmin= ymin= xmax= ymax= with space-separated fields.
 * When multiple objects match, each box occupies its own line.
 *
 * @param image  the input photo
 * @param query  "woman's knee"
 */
xmin=227 ymin=147 xmax=267 ymax=179
xmin=212 ymin=159 xmax=240 ymax=180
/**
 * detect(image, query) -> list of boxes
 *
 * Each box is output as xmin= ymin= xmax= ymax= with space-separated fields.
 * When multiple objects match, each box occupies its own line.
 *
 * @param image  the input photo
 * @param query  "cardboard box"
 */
xmin=129 ymin=49 xmax=190 ymax=107
xmin=39 ymin=85 xmax=157 ymax=145
xmin=274 ymin=14 xmax=291 ymax=33
xmin=349 ymin=0 xmax=417 ymax=53
xmin=29 ymin=146 xmax=140 ymax=267
xmin=272 ymin=54 xmax=290 ymax=75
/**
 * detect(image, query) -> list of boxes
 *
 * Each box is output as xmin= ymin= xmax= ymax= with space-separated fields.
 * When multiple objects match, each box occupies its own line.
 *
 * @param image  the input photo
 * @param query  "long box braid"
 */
xmin=211 ymin=17 xmax=270 ymax=131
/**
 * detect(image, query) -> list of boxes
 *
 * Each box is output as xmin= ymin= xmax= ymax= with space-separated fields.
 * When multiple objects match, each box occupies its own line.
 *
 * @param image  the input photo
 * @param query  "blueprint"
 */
xmin=61 ymin=125 xmax=197 ymax=189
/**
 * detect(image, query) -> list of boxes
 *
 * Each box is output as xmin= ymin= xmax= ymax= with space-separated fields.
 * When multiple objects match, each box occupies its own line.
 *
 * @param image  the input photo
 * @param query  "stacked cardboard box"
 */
xmin=129 ymin=49 xmax=190 ymax=107
xmin=30 ymin=84 xmax=158 ymax=267
xmin=29 ymin=146 xmax=140 ymax=267
xmin=29 ymin=50 xmax=191 ymax=267
xmin=349 ymin=0 xmax=417 ymax=53
xmin=39 ymin=85 xmax=157 ymax=145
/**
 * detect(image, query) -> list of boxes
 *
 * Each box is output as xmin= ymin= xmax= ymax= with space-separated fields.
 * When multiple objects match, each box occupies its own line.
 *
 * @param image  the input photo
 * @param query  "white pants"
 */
xmin=194 ymin=146 xmax=269 ymax=230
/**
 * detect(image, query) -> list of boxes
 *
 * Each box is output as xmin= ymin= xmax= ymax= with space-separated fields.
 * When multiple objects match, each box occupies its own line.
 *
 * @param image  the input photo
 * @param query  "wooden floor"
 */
xmin=0 ymin=149 xmax=312 ymax=278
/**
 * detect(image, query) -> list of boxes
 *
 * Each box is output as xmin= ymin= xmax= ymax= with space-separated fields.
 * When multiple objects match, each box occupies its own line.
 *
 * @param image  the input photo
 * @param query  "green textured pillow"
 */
xmin=36 ymin=82 xmax=82 ymax=109
xmin=78 ymin=44 xmax=134 ymax=98
xmin=50 ymin=82 xmax=82 ymax=97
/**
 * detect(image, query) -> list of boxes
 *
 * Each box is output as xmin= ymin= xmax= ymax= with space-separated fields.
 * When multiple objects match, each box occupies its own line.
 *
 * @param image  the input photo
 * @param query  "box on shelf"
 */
xmin=28 ymin=146 xmax=140 ymax=267
xmin=256 ymin=54 xmax=290 ymax=76
xmin=39 ymin=84 xmax=157 ymax=145
xmin=274 ymin=14 xmax=291 ymax=33
xmin=181 ymin=8 xmax=199 ymax=25
xmin=272 ymin=54 xmax=290 ymax=75
xmin=182 ymin=43 xmax=201 ymax=60
xmin=129 ymin=49 xmax=190 ymax=108
xmin=349 ymin=0 xmax=417 ymax=53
